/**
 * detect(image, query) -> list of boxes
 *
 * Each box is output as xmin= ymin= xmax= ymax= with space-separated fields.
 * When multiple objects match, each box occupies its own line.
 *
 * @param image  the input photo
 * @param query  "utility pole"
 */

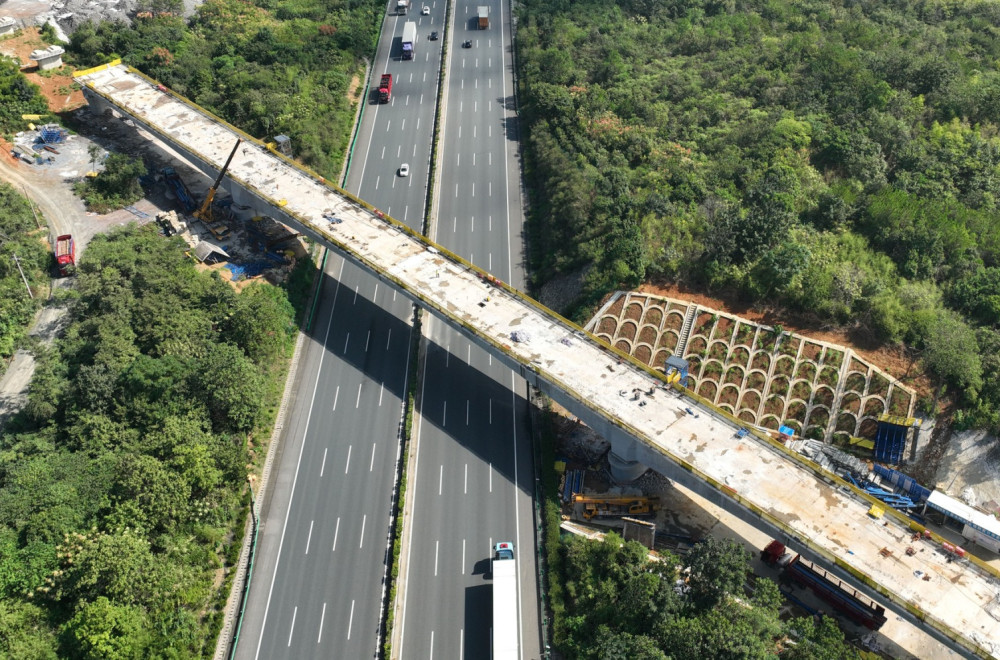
xmin=22 ymin=185 xmax=42 ymax=229
xmin=12 ymin=254 xmax=33 ymax=299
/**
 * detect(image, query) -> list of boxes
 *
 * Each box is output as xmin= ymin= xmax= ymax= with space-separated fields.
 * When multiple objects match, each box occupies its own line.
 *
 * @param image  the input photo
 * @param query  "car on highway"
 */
xmin=399 ymin=163 xmax=410 ymax=177
xmin=462 ymin=39 xmax=472 ymax=48
xmin=421 ymin=5 xmax=430 ymax=14
xmin=429 ymin=30 xmax=438 ymax=40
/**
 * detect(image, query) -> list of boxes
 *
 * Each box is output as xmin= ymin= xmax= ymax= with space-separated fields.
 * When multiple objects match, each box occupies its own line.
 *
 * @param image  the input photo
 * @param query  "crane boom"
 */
xmin=195 ymin=138 xmax=242 ymax=222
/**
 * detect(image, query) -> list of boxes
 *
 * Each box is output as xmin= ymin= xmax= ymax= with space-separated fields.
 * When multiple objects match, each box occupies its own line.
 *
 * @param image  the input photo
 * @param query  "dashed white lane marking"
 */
xmin=370 ymin=442 xmax=377 ymax=471
xmin=317 ymin=603 xmax=326 ymax=644
xmin=343 ymin=333 xmax=350 ymax=354
xmin=359 ymin=513 xmax=366 ymax=549
xmin=347 ymin=600 xmax=355 ymax=640
xmin=287 ymin=606 xmax=297 ymax=646
xmin=345 ymin=444 xmax=352 ymax=473
xmin=332 ymin=517 xmax=340 ymax=551
xmin=305 ymin=520 xmax=314 ymax=554
xmin=333 ymin=386 xmax=339 ymax=411
xmin=355 ymin=383 xmax=362 ymax=408
xmin=320 ymin=448 xmax=327 ymax=476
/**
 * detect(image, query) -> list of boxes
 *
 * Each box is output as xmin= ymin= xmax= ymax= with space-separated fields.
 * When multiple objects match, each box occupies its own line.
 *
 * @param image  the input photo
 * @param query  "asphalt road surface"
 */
xmin=234 ymin=2 xmax=446 ymax=656
xmin=398 ymin=0 xmax=541 ymax=655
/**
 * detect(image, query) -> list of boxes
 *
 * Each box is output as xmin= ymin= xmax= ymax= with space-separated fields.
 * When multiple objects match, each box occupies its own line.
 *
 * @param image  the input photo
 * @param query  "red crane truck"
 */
xmin=378 ymin=74 xmax=393 ymax=103
xmin=55 ymin=234 xmax=75 ymax=276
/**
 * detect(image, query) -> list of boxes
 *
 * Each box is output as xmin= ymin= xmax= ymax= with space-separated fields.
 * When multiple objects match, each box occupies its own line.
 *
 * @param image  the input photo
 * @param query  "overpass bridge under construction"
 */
xmin=74 ymin=62 xmax=1000 ymax=659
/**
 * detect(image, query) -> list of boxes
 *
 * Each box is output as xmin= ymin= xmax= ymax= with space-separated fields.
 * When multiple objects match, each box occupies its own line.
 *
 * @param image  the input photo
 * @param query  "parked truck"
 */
xmin=402 ymin=21 xmax=416 ymax=60
xmin=396 ymin=0 xmax=409 ymax=13
xmin=378 ymin=73 xmax=393 ymax=103
xmin=55 ymin=234 xmax=75 ymax=276
xmin=761 ymin=540 xmax=887 ymax=630
xmin=478 ymin=6 xmax=489 ymax=28
xmin=492 ymin=542 xmax=519 ymax=660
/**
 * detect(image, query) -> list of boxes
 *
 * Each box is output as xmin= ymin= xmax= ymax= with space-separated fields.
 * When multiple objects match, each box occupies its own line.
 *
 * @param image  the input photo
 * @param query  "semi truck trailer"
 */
xmin=762 ymin=540 xmax=887 ymax=630
xmin=492 ymin=542 xmax=518 ymax=660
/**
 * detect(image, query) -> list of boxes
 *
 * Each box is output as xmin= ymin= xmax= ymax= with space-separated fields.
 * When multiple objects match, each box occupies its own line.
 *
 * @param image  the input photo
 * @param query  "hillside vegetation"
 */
xmin=0 ymin=225 xmax=310 ymax=658
xmin=69 ymin=0 xmax=383 ymax=175
xmin=518 ymin=0 xmax=1000 ymax=429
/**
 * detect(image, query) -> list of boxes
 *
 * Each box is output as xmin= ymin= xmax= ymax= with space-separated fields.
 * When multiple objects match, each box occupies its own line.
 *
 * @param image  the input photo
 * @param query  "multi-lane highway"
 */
xmin=399 ymin=0 xmax=541 ymax=655
xmin=235 ymin=4 xmax=446 ymax=657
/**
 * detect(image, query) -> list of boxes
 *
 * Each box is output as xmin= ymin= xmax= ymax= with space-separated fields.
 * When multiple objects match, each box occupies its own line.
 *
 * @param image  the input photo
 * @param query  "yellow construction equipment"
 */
xmin=574 ymin=495 xmax=657 ymax=520
xmin=195 ymin=138 xmax=242 ymax=224
xmin=21 ymin=114 xmax=47 ymax=121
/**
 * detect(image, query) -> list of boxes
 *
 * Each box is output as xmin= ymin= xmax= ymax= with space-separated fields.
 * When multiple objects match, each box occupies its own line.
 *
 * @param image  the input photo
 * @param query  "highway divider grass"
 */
xmin=382 ymin=307 xmax=423 ymax=658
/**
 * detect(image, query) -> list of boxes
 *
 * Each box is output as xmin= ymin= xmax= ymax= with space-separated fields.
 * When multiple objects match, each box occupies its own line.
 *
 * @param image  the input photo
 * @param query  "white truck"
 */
xmin=396 ymin=0 xmax=409 ymax=13
xmin=492 ymin=542 xmax=519 ymax=660
xmin=401 ymin=21 xmax=417 ymax=60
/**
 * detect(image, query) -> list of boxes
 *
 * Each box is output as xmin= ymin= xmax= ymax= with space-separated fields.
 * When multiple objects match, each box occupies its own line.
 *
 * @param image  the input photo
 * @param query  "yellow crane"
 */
xmin=194 ymin=138 xmax=242 ymax=224
xmin=573 ymin=495 xmax=657 ymax=520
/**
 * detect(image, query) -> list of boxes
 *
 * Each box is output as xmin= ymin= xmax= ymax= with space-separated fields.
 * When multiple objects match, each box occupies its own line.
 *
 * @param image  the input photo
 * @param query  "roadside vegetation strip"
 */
xmin=0 ymin=183 xmax=49 ymax=378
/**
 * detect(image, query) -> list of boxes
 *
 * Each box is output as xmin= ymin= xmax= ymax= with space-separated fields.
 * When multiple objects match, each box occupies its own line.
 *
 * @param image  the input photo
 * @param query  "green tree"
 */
xmin=683 ymin=537 xmax=751 ymax=610
xmin=921 ymin=309 xmax=982 ymax=395
xmin=74 ymin=153 xmax=146 ymax=213
xmin=63 ymin=597 xmax=150 ymax=660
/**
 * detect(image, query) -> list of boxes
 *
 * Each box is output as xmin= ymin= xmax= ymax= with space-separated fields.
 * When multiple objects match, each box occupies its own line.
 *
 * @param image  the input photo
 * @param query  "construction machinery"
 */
xmin=195 ymin=138 xmax=242 ymax=225
xmin=161 ymin=167 xmax=198 ymax=213
xmin=762 ymin=540 xmax=887 ymax=630
xmin=574 ymin=494 xmax=657 ymax=520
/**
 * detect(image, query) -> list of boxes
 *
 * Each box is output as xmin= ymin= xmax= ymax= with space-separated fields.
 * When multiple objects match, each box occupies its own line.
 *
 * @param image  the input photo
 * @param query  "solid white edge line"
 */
xmin=254 ymin=258 xmax=344 ymax=660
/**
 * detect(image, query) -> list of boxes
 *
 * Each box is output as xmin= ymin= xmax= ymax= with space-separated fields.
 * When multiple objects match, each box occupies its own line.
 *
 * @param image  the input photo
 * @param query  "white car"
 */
xmin=399 ymin=163 xmax=410 ymax=177
xmin=421 ymin=5 xmax=430 ymax=14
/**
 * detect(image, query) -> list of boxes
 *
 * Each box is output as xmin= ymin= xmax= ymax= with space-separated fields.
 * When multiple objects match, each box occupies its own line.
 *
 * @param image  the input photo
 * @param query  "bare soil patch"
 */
xmin=0 ymin=29 xmax=86 ymax=113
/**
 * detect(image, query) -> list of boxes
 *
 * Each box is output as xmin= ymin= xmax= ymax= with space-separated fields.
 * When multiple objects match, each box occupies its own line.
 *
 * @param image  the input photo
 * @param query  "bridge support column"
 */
xmin=607 ymin=450 xmax=648 ymax=483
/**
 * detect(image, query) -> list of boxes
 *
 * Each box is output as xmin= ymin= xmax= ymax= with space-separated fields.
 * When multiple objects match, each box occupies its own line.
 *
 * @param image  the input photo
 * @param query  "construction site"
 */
xmin=6 ymin=112 xmax=307 ymax=286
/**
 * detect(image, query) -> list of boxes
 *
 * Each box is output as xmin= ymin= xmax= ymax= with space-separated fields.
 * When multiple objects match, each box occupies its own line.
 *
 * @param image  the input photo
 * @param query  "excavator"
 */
xmin=194 ymin=138 xmax=242 ymax=239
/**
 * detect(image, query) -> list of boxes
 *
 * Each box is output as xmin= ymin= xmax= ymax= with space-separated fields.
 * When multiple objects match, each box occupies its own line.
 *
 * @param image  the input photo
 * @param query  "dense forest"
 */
xmin=550 ymin=532 xmax=856 ymax=659
xmin=517 ymin=0 xmax=1000 ymax=429
xmin=67 ymin=0 xmax=384 ymax=175
xmin=0 ymin=225 xmax=309 ymax=658
xmin=0 ymin=183 xmax=49 ymax=372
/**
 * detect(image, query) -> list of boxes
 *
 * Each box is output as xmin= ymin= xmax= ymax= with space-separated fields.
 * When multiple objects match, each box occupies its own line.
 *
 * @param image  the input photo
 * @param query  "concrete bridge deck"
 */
xmin=74 ymin=62 xmax=1000 ymax=659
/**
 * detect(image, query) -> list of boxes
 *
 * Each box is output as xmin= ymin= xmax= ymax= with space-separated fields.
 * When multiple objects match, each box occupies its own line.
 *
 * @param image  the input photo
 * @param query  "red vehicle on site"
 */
xmin=378 ymin=74 xmax=393 ymax=103
xmin=55 ymin=234 xmax=75 ymax=276
xmin=761 ymin=540 xmax=887 ymax=630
